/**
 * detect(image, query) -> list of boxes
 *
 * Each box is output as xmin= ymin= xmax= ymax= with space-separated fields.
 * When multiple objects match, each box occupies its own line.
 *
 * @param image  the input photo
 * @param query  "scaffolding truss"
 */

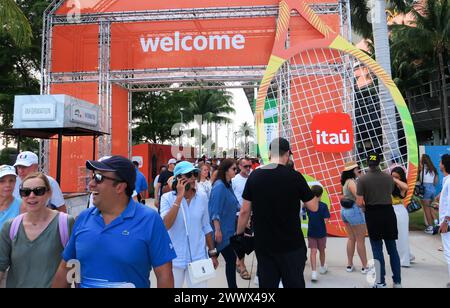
xmin=40 ymin=0 xmax=351 ymax=170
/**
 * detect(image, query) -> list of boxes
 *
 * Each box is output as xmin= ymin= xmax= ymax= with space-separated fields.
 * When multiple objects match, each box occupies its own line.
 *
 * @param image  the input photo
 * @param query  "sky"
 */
xmin=215 ymin=88 xmax=255 ymax=152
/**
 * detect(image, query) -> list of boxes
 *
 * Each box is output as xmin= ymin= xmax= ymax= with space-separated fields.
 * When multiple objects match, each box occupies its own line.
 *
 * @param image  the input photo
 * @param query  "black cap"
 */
xmin=86 ymin=156 xmax=136 ymax=194
xmin=367 ymin=152 xmax=381 ymax=167
xmin=269 ymin=137 xmax=293 ymax=156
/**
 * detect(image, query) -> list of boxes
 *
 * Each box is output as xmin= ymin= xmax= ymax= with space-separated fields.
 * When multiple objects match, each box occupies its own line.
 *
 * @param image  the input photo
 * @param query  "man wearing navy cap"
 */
xmin=52 ymin=156 xmax=176 ymax=288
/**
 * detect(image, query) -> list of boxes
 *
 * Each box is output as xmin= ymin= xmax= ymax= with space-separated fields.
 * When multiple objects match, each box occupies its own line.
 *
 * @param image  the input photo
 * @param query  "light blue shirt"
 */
xmin=160 ymin=189 xmax=213 ymax=269
xmin=209 ymin=180 xmax=239 ymax=252
xmin=0 ymin=198 xmax=21 ymax=230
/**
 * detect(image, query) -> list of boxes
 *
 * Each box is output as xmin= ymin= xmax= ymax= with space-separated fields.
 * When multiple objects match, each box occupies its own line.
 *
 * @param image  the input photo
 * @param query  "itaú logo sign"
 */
xmin=140 ymin=32 xmax=245 ymax=53
xmin=311 ymin=113 xmax=354 ymax=153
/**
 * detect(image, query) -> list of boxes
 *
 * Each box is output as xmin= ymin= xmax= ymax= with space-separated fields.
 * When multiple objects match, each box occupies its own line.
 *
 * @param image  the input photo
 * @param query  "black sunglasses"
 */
xmin=242 ymin=165 xmax=252 ymax=169
xmin=178 ymin=171 xmax=199 ymax=179
xmin=19 ymin=187 xmax=48 ymax=197
xmin=92 ymin=173 xmax=122 ymax=184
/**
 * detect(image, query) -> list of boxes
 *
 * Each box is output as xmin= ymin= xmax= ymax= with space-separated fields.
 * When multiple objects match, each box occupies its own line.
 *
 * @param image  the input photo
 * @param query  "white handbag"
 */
xmin=180 ymin=204 xmax=216 ymax=285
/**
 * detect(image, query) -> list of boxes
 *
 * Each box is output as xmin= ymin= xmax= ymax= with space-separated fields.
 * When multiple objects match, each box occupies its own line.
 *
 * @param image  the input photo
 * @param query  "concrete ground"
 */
xmin=145 ymin=199 xmax=449 ymax=288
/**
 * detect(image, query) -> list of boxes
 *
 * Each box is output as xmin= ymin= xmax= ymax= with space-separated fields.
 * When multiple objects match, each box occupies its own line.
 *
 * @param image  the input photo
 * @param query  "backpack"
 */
xmin=9 ymin=213 xmax=70 ymax=247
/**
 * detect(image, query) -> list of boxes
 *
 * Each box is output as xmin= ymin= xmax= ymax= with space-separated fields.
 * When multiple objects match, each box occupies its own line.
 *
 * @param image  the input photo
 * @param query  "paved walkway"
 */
xmin=150 ymin=233 xmax=448 ymax=288
xmin=145 ymin=200 xmax=448 ymax=288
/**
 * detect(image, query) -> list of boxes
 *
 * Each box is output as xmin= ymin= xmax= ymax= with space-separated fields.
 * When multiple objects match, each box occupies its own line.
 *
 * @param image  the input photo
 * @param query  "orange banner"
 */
xmin=110 ymin=15 xmax=339 ymax=70
xmin=56 ymin=0 xmax=337 ymax=15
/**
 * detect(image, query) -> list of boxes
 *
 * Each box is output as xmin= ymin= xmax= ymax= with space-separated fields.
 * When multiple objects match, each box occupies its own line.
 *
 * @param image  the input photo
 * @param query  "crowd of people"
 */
xmin=0 ymin=141 xmax=448 ymax=288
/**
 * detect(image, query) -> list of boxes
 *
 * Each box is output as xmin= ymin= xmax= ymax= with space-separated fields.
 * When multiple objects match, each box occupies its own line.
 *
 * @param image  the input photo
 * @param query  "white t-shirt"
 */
xmin=439 ymin=175 xmax=450 ymax=223
xmin=197 ymin=180 xmax=212 ymax=199
xmin=14 ymin=175 xmax=65 ymax=208
xmin=232 ymin=173 xmax=248 ymax=209
xmin=423 ymin=167 xmax=436 ymax=184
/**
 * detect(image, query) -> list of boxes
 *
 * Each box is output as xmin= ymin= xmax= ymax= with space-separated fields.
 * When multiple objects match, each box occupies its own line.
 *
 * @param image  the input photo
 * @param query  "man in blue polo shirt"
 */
xmin=133 ymin=160 xmax=148 ymax=204
xmin=52 ymin=156 xmax=176 ymax=288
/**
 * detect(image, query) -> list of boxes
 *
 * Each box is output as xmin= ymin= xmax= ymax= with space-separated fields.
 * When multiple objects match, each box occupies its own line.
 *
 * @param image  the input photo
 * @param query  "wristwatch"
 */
xmin=208 ymin=248 xmax=218 ymax=257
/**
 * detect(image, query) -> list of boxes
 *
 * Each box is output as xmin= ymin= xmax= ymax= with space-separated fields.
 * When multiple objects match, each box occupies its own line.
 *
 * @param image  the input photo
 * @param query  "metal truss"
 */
xmin=51 ymin=3 xmax=342 ymax=25
xmin=40 ymin=0 xmax=351 ymax=167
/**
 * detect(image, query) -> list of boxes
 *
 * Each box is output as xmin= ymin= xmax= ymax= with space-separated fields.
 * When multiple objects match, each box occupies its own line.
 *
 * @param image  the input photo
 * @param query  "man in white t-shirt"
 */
xmin=438 ymin=154 xmax=450 ymax=288
xmin=232 ymin=157 xmax=252 ymax=280
xmin=13 ymin=151 xmax=66 ymax=213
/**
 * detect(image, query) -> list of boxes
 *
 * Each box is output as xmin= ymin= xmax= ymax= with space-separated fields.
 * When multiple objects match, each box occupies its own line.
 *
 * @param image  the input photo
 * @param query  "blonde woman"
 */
xmin=0 ymin=173 xmax=74 ymax=288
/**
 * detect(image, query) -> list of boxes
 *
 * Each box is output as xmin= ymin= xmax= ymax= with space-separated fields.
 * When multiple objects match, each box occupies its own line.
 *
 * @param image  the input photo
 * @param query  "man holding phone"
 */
xmin=438 ymin=154 xmax=450 ymax=288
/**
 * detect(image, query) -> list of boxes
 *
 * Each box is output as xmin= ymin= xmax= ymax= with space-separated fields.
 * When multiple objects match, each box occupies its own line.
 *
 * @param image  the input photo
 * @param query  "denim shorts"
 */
xmin=341 ymin=204 xmax=366 ymax=226
xmin=423 ymin=183 xmax=436 ymax=201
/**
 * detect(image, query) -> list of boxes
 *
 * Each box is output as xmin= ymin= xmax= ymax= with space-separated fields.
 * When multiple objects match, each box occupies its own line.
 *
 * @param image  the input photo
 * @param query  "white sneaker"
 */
xmin=425 ymin=226 xmax=434 ymax=234
xmin=372 ymin=283 xmax=387 ymax=288
xmin=393 ymin=283 xmax=402 ymax=289
xmin=253 ymin=276 xmax=259 ymax=286
xmin=319 ymin=265 xmax=328 ymax=275
xmin=311 ymin=271 xmax=318 ymax=282
xmin=361 ymin=267 xmax=369 ymax=274
xmin=346 ymin=266 xmax=354 ymax=273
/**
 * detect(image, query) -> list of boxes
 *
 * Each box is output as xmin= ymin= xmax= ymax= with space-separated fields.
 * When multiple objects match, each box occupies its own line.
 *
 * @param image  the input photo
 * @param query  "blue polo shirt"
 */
xmin=63 ymin=199 xmax=176 ymax=288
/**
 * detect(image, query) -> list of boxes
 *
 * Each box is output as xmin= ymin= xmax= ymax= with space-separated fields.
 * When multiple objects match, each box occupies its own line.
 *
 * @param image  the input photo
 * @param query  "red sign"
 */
xmin=311 ymin=113 xmax=354 ymax=153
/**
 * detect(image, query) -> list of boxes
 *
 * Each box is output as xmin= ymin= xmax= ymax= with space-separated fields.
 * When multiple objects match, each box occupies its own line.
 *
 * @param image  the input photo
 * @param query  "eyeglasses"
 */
xmin=242 ymin=165 xmax=252 ymax=169
xmin=231 ymin=167 xmax=237 ymax=172
xmin=19 ymin=187 xmax=48 ymax=197
xmin=92 ymin=173 xmax=122 ymax=184
xmin=179 ymin=171 xmax=199 ymax=179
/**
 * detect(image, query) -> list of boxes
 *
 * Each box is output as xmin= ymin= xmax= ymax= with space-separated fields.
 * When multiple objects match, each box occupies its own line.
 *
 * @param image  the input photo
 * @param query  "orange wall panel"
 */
xmin=52 ymin=25 xmax=99 ymax=73
xmin=111 ymin=85 xmax=129 ymax=157
xmin=50 ymin=83 xmax=99 ymax=192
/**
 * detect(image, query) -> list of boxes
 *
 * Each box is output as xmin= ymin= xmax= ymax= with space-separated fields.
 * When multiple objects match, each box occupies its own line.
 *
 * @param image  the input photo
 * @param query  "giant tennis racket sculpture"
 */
xmin=255 ymin=0 xmax=418 ymax=237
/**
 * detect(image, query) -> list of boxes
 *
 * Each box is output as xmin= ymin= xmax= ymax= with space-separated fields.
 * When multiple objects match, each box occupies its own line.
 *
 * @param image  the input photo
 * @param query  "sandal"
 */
xmin=240 ymin=269 xmax=251 ymax=280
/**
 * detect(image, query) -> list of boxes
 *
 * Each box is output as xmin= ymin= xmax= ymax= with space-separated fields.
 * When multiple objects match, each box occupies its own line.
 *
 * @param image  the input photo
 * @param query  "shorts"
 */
xmin=308 ymin=237 xmax=327 ymax=250
xmin=341 ymin=204 xmax=366 ymax=226
xmin=423 ymin=183 xmax=436 ymax=201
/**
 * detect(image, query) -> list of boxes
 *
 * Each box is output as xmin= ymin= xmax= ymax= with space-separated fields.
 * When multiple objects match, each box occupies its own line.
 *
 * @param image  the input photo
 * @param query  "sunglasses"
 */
xmin=19 ymin=187 xmax=48 ymax=197
xmin=92 ymin=173 xmax=122 ymax=184
xmin=178 ymin=171 xmax=199 ymax=179
xmin=242 ymin=165 xmax=252 ymax=169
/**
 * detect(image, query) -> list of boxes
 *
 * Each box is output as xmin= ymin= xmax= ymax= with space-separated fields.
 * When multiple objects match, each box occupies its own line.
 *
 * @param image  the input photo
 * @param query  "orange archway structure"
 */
xmin=41 ymin=0 xmax=348 ymax=190
xmin=41 ymin=0 xmax=355 ymax=235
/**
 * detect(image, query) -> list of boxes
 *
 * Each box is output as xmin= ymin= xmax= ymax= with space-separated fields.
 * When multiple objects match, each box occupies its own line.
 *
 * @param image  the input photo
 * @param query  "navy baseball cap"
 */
xmin=269 ymin=138 xmax=293 ymax=156
xmin=86 ymin=156 xmax=136 ymax=193
xmin=367 ymin=152 xmax=381 ymax=167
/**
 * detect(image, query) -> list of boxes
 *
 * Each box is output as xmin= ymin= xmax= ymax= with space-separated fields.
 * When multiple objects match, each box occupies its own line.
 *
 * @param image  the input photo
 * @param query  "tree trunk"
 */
xmin=372 ymin=0 xmax=398 ymax=162
xmin=438 ymin=52 xmax=449 ymax=144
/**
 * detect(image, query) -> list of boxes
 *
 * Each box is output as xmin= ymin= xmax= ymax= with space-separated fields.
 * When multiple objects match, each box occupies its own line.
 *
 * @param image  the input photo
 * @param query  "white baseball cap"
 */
xmin=168 ymin=158 xmax=177 ymax=165
xmin=14 ymin=151 xmax=39 ymax=167
xmin=0 ymin=165 xmax=17 ymax=179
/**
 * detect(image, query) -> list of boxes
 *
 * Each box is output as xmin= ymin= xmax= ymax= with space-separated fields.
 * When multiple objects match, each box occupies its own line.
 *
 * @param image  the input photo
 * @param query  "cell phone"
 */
xmin=172 ymin=177 xmax=190 ymax=192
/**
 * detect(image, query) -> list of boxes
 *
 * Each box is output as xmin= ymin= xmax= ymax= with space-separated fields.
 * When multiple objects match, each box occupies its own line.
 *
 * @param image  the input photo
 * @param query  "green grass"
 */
xmin=409 ymin=209 xmax=427 ymax=231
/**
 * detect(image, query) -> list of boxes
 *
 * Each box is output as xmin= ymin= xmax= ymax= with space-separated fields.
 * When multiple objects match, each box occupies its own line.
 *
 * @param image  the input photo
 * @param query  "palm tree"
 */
xmin=237 ymin=121 xmax=255 ymax=156
xmin=391 ymin=0 xmax=450 ymax=142
xmin=0 ymin=0 xmax=32 ymax=47
xmin=185 ymin=89 xmax=235 ymax=156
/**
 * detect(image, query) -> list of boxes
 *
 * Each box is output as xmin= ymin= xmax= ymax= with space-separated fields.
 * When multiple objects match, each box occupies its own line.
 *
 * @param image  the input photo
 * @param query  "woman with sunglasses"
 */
xmin=209 ymin=158 xmax=240 ymax=288
xmin=160 ymin=161 xmax=218 ymax=288
xmin=340 ymin=162 xmax=369 ymax=274
xmin=0 ymin=172 xmax=74 ymax=288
